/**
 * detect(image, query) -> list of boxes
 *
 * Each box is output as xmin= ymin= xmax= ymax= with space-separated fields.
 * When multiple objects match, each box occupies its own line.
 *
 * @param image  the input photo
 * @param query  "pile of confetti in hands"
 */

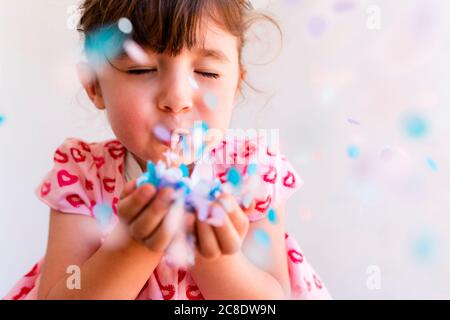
xmin=135 ymin=121 xmax=261 ymax=268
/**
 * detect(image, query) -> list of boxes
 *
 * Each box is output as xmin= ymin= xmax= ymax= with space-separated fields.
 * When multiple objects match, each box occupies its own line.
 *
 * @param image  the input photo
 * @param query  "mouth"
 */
xmin=170 ymin=128 xmax=191 ymax=150
xmin=152 ymin=125 xmax=191 ymax=150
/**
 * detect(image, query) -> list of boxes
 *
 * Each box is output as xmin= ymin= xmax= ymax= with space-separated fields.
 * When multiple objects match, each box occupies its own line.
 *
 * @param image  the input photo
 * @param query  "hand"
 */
xmin=187 ymin=194 xmax=253 ymax=261
xmin=117 ymin=180 xmax=183 ymax=254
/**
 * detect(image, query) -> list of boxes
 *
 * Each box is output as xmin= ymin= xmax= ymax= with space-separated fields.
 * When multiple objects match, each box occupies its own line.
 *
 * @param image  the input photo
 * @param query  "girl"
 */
xmin=4 ymin=0 xmax=331 ymax=300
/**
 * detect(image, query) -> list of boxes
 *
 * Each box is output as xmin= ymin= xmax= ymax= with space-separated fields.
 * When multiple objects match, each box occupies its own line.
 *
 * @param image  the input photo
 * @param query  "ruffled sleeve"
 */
xmin=35 ymin=138 xmax=126 ymax=218
xmin=211 ymin=136 xmax=304 ymax=222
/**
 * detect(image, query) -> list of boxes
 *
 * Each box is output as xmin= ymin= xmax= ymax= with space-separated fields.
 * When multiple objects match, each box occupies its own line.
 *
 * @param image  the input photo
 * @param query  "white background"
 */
xmin=1 ymin=0 xmax=450 ymax=298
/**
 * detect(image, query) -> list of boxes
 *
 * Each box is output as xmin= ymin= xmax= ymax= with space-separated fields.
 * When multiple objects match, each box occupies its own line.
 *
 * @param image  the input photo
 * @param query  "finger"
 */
xmin=185 ymin=212 xmax=196 ymax=234
xmin=241 ymin=199 xmax=256 ymax=214
xmin=196 ymin=218 xmax=221 ymax=259
xmin=120 ymin=180 xmax=137 ymax=200
xmin=217 ymin=194 xmax=250 ymax=238
xmin=143 ymin=192 xmax=184 ymax=253
xmin=212 ymin=209 xmax=242 ymax=255
xmin=129 ymin=187 xmax=174 ymax=241
xmin=117 ymin=184 xmax=156 ymax=223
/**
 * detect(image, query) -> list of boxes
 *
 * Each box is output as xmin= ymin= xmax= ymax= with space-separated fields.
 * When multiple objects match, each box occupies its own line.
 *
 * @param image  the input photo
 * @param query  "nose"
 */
xmin=157 ymin=73 xmax=194 ymax=114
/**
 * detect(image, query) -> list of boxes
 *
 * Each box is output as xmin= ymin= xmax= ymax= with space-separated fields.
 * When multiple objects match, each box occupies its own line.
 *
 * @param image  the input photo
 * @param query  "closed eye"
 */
xmin=195 ymin=71 xmax=220 ymax=79
xmin=126 ymin=69 xmax=220 ymax=79
xmin=127 ymin=69 xmax=156 ymax=75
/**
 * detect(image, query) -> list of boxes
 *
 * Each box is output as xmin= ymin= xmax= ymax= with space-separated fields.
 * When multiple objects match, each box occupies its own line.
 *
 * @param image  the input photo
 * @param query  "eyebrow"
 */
xmin=112 ymin=47 xmax=230 ymax=63
xmin=196 ymin=48 xmax=230 ymax=63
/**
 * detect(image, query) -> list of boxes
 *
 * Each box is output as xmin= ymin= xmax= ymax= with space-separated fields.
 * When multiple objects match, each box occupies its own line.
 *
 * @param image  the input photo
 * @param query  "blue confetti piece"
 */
xmin=181 ymin=135 xmax=190 ymax=157
xmin=146 ymin=161 xmax=160 ymax=185
xmin=347 ymin=145 xmax=360 ymax=158
xmin=254 ymin=229 xmax=271 ymax=247
xmin=247 ymin=163 xmax=258 ymax=176
xmin=136 ymin=172 xmax=150 ymax=187
xmin=92 ymin=203 xmax=113 ymax=228
xmin=426 ymin=157 xmax=438 ymax=172
xmin=403 ymin=114 xmax=428 ymax=139
xmin=413 ymin=232 xmax=436 ymax=263
xmin=180 ymin=163 xmax=189 ymax=177
xmin=209 ymin=181 xmax=222 ymax=200
xmin=227 ymin=167 xmax=241 ymax=187
xmin=267 ymin=208 xmax=277 ymax=224
xmin=0 ymin=114 xmax=5 ymax=126
xmin=85 ymin=24 xmax=127 ymax=69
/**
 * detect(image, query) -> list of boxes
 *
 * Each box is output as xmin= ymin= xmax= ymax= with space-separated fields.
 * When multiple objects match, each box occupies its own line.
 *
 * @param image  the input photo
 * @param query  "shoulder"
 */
xmin=36 ymin=137 xmax=127 ymax=217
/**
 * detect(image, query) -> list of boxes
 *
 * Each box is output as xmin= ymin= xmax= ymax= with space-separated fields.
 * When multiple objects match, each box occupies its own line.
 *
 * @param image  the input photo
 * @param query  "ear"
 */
xmin=76 ymin=62 xmax=106 ymax=110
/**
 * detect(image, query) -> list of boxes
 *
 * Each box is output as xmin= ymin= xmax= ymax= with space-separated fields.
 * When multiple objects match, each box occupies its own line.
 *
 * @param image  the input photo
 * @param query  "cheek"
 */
xmin=199 ymin=81 xmax=236 ymax=131
xmin=100 ymin=80 xmax=158 ymax=138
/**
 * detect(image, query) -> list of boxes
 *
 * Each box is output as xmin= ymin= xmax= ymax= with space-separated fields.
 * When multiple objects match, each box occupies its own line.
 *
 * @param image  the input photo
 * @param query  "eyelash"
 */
xmin=126 ymin=69 xmax=220 ymax=79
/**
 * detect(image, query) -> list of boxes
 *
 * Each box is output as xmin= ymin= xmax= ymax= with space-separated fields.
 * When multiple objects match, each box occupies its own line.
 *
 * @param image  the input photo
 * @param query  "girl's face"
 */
xmin=82 ymin=19 xmax=243 ymax=169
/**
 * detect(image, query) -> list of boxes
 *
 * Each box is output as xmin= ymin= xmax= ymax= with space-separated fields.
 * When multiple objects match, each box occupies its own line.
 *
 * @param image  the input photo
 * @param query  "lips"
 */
xmin=108 ymin=146 xmax=125 ymax=159
xmin=40 ymin=182 xmax=51 ymax=197
xmin=288 ymin=249 xmax=304 ymax=264
xmin=105 ymin=140 xmax=125 ymax=159
xmin=263 ymin=166 xmax=277 ymax=184
xmin=186 ymin=285 xmax=204 ymax=300
xmin=70 ymin=147 xmax=86 ymax=163
xmin=66 ymin=194 xmax=85 ymax=208
xmin=93 ymin=156 xmax=105 ymax=169
xmin=283 ymin=171 xmax=296 ymax=188
xmin=54 ymin=149 xmax=69 ymax=163
xmin=103 ymin=177 xmax=116 ymax=193
xmin=161 ymin=284 xmax=176 ymax=300
xmin=255 ymin=195 xmax=272 ymax=213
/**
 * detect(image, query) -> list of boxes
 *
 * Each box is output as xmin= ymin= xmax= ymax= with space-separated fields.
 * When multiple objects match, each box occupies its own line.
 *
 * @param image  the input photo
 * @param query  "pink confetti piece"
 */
xmin=347 ymin=118 xmax=361 ymax=125
xmin=153 ymin=124 xmax=171 ymax=143
xmin=123 ymin=39 xmax=150 ymax=65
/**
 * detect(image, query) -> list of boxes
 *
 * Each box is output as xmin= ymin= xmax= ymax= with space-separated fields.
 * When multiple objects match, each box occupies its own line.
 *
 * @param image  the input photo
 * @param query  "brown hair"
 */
xmin=77 ymin=0 xmax=281 ymax=92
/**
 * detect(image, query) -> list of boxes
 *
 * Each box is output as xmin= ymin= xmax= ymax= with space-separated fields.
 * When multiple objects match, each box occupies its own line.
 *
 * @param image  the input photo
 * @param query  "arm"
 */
xmin=38 ymin=209 xmax=163 ymax=300
xmin=189 ymin=203 xmax=291 ymax=300
xmin=39 ymin=180 xmax=181 ymax=300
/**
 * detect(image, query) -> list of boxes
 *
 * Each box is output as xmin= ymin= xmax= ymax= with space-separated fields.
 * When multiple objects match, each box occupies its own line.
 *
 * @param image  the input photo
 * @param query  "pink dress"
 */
xmin=3 ymin=137 xmax=331 ymax=300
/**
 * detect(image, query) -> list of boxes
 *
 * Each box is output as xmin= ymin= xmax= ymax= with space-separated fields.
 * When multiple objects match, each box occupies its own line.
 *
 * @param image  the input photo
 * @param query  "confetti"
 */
xmin=308 ymin=16 xmax=327 ymax=37
xmin=347 ymin=145 xmax=360 ymax=158
xmin=226 ymin=167 xmax=242 ymax=187
xmin=123 ymin=39 xmax=149 ymax=65
xmin=403 ymin=114 xmax=428 ymax=139
xmin=188 ymin=76 xmax=199 ymax=90
xmin=267 ymin=208 xmax=277 ymax=224
xmin=85 ymin=24 xmax=127 ymax=69
xmin=254 ymin=229 xmax=271 ymax=247
xmin=203 ymin=91 xmax=219 ymax=110
xmin=153 ymin=124 xmax=171 ymax=143
xmin=118 ymin=17 xmax=133 ymax=34
xmin=0 ymin=114 xmax=5 ymax=126
xmin=347 ymin=118 xmax=361 ymax=125
xmin=136 ymin=125 xmax=278 ymax=267
xmin=92 ymin=203 xmax=114 ymax=229
xmin=413 ymin=232 xmax=436 ymax=263
xmin=247 ymin=163 xmax=258 ymax=176
xmin=333 ymin=1 xmax=355 ymax=13
xmin=426 ymin=156 xmax=438 ymax=172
